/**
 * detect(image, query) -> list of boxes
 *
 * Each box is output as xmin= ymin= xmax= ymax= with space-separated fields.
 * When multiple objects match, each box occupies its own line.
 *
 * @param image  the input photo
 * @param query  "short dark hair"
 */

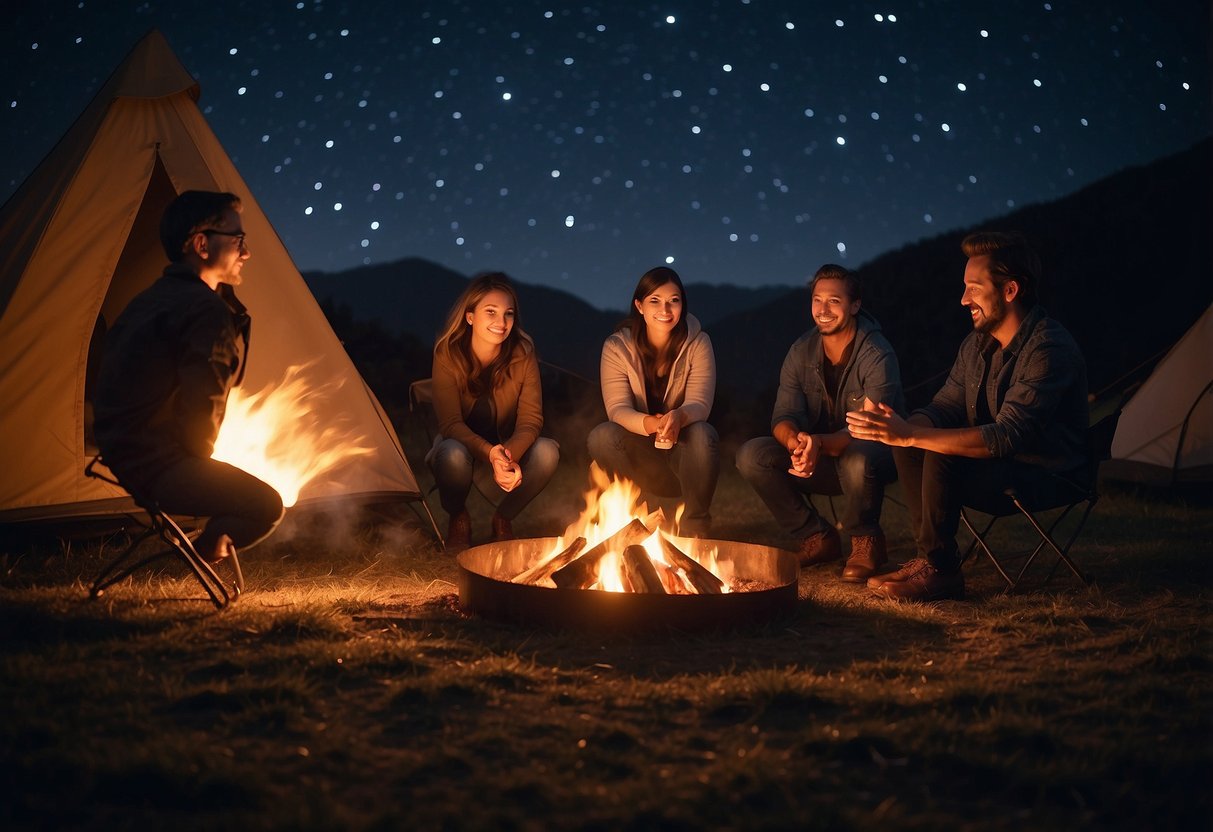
xmin=809 ymin=263 xmax=862 ymax=303
xmin=160 ymin=191 xmax=242 ymax=262
xmin=961 ymin=231 xmax=1040 ymax=308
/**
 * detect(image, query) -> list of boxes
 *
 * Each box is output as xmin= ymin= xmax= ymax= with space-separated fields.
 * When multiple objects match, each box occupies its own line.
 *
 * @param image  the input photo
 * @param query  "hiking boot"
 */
xmin=841 ymin=533 xmax=887 ymax=583
xmin=866 ymin=560 xmax=919 ymax=590
xmin=874 ymin=558 xmax=965 ymax=602
xmin=491 ymin=512 xmax=515 ymax=542
xmin=446 ymin=510 xmax=471 ymax=553
xmin=797 ymin=527 xmax=842 ymax=567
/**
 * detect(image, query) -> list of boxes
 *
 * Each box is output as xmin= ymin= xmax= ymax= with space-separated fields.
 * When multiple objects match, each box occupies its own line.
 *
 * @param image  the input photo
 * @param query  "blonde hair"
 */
xmin=434 ymin=273 xmax=532 ymax=397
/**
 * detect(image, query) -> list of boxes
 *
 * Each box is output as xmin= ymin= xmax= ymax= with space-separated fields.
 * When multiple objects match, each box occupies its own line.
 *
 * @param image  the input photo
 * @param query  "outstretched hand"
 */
xmin=846 ymin=403 xmax=913 ymax=446
xmin=489 ymin=444 xmax=522 ymax=492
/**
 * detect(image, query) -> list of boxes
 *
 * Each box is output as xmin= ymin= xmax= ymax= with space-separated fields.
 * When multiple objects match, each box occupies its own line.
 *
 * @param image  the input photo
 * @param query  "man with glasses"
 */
xmin=94 ymin=191 xmax=283 ymax=564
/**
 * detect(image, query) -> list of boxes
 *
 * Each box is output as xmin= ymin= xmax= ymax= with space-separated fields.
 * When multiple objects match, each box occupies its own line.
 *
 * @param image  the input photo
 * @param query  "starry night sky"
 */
xmin=2 ymin=1 xmax=1209 ymax=310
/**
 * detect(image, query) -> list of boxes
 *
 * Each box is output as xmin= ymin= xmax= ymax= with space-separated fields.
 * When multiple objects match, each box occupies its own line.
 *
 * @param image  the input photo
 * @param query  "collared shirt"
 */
xmin=916 ymin=306 xmax=1088 ymax=471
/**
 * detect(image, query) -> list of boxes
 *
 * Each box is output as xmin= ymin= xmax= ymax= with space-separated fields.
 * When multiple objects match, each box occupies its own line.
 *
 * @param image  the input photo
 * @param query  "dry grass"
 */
xmin=1 ymin=461 xmax=1210 ymax=831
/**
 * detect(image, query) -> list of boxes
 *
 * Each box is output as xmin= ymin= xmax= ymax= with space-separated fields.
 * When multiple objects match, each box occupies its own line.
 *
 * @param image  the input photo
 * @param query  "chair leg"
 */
xmin=960 ymin=510 xmax=1017 ymax=591
xmin=91 ymin=512 xmax=243 ymax=610
xmin=1009 ymin=496 xmax=1094 ymax=586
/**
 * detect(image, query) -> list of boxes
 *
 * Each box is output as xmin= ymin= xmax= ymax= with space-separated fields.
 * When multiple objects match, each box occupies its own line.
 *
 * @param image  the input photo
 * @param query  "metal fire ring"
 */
xmin=457 ymin=536 xmax=800 ymax=632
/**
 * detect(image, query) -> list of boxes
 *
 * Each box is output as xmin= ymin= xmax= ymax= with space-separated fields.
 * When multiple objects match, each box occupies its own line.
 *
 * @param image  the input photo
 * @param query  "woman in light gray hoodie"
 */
xmin=587 ymin=267 xmax=718 ymax=535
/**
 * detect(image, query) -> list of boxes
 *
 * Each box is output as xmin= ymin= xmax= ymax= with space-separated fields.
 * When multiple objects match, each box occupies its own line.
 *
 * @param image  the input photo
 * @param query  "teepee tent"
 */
xmin=0 ymin=30 xmax=421 ymax=524
xmin=1105 ymin=304 xmax=1213 ymax=486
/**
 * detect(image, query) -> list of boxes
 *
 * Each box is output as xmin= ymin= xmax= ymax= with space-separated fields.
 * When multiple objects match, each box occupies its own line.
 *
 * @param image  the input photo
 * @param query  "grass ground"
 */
xmin=1 ymin=447 xmax=1210 ymax=831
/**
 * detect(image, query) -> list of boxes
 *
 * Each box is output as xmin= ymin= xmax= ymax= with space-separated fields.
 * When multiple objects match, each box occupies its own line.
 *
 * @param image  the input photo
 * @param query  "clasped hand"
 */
xmin=788 ymin=432 xmax=819 ymax=478
xmin=488 ymin=444 xmax=522 ymax=492
xmin=645 ymin=411 xmax=685 ymax=445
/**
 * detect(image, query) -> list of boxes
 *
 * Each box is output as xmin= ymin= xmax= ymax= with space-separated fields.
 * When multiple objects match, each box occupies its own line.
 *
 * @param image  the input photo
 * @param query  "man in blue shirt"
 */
xmin=738 ymin=265 xmax=904 ymax=582
xmin=847 ymin=232 xmax=1088 ymax=601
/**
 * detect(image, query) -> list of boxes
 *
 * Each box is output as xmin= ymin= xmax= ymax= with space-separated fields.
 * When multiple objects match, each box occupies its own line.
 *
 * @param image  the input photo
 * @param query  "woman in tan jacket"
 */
xmin=430 ymin=274 xmax=559 ymax=550
xmin=587 ymin=267 xmax=718 ymax=536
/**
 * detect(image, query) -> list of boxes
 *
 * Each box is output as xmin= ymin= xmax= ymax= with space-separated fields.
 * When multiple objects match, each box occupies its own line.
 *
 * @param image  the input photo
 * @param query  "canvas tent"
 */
xmin=1105 ymin=304 xmax=1213 ymax=486
xmin=0 ymin=30 xmax=421 ymax=524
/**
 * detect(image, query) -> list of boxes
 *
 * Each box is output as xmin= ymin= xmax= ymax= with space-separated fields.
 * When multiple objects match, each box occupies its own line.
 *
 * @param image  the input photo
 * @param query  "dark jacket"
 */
xmin=916 ymin=305 xmax=1088 ymax=471
xmin=771 ymin=309 xmax=905 ymax=434
xmin=93 ymin=264 xmax=250 ymax=487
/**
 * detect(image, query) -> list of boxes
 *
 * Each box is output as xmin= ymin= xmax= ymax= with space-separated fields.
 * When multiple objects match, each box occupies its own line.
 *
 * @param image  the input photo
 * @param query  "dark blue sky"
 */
xmin=2 ymin=1 xmax=1209 ymax=309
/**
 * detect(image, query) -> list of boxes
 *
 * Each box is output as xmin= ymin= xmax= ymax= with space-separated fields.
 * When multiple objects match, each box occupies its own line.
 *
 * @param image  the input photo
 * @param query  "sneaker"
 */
xmin=797 ymin=527 xmax=842 ymax=567
xmin=841 ymin=533 xmax=887 ymax=583
xmin=446 ymin=510 xmax=471 ymax=553
xmin=491 ymin=512 xmax=515 ymax=542
xmin=874 ymin=558 xmax=965 ymax=602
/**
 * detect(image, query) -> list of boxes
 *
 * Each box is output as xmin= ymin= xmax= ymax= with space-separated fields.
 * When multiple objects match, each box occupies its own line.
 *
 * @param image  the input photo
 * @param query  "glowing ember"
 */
xmin=514 ymin=464 xmax=734 ymax=593
xmin=212 ymin=364 xmax=374 ymax=507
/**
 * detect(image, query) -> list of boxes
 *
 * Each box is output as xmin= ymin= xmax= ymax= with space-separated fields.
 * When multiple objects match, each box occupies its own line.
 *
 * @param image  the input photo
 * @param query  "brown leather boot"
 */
xmin=446 ymin=510 xmax=471 ymax=553
xmin=841 ymin=533 xmax=887 ymax=583
xmin=797 ymin=527 xmax=842 ymax=567
xmin=491 ymin=512 xmax=515 ymax=542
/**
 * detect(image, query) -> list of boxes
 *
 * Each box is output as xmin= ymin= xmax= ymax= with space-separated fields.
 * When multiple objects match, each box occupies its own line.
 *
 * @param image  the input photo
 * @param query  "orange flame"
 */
xmin=211 ymin=364 xmax=375 ymax=507
xmin=526 ymin=464 xmax=732 ymax=593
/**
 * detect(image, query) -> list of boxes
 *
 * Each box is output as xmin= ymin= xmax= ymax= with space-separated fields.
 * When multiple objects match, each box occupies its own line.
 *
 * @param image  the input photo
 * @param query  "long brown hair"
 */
xmin=434 ymin=273 xmax=531 ymax=398
xmin=617 ymin=266 xmax=690 ymax=396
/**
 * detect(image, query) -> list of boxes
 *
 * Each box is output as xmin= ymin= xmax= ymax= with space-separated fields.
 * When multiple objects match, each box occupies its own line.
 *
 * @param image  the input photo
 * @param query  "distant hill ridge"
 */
xmin=307 ymin=139 xmax=1212 ymax=405
xmin=304 ymin=261 xmax=792 ymax=379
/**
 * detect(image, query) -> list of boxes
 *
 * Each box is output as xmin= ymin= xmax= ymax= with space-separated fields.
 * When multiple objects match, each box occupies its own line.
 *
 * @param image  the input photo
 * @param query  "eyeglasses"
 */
xmin=201 ymin=228 xmax=247 ymax=250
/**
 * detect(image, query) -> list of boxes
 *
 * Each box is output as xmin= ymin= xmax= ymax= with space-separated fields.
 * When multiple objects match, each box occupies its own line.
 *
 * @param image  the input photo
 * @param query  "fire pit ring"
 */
xmin=457 ymin=536 xmax=800 ymax=632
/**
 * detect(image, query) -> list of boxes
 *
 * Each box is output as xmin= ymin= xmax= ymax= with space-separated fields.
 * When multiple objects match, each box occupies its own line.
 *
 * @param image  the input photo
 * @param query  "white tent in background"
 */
xmin=0 ymin=30 xmax=422 ymax=524
xmin=1106 ymin=304 xmax=1213 ymax=486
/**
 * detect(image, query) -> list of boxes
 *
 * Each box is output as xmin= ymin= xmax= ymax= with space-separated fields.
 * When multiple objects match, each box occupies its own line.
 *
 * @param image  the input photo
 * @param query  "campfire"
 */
xmin=211 ymin=364 xmax=374 ymax=507
xmin=510 ymin=465 xmax=733 ymax=594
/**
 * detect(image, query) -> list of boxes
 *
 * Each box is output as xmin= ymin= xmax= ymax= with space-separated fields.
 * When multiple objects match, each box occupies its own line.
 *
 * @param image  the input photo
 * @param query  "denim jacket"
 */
xmin=771 ymin=308 xmax=905 ymax=434
xmin=916 ymin=306 xmax=1088 ymax=471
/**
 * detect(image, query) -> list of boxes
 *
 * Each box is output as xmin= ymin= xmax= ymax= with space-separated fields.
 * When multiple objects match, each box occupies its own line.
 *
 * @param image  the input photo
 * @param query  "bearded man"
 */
xmin=847 ymin=231 xmax=1088 ymax=601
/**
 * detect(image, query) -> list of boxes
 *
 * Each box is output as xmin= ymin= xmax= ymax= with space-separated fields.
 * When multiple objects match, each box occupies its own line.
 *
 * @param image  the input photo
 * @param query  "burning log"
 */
xmin=551 ymin=518 xmax=652 ymax=589
xmin=512 ymin=537 xmax=586 ymax=586
xmin=660 ymin=536 xmax=724 ymax=595
xmin=621 ymin=545 xmax=667 ymax=594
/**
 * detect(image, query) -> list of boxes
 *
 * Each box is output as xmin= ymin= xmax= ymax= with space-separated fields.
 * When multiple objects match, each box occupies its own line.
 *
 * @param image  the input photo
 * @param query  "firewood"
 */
xmin=621 ymin=544 xmax=667 ymax=594
xmin=659 ymin=535 xmax=724 ymax=595
xmin=550 ymin=518 xmax=651 ymax=589
xmin=512 ymin=536 xmax=586 ymax=586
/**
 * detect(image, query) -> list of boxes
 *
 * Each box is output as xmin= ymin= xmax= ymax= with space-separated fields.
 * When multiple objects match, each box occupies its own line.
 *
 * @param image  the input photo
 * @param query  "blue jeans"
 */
xmin=137 ymin=456 xmax=284 ymax=555
xmin=736 ymin=436 xmax=894 ymax=540
xmin=586 ymin=421 xmax=718 ymax=529
xmin=427 ymin=436 xmax=560 ymax=520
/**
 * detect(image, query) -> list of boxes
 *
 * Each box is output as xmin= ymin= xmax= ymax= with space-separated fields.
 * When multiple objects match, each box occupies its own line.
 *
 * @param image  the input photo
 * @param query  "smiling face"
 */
xmin=961 ymin=254 xmax=1011 ymax=334
xmin=466 ymin=289 xmax=516 ymax=352
xmin=634 ymin=281 xmax=683 ymax=338
xmin=811 ymin=277 xmax=860 ymax=338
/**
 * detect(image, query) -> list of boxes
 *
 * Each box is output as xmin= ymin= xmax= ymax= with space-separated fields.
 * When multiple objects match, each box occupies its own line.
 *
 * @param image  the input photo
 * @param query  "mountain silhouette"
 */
xmin=304 ymin=260 xmax=793 ymax=380
xmin=710 ymin=138 xmax=1213 ymax=409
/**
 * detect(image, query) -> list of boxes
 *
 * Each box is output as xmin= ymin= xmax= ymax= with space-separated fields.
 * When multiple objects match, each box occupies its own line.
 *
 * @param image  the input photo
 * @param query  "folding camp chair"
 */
xmin=84 ymin=457 xmax=243 ymax=609
xmin=959 ymin=411 xmax=1120 ymax=592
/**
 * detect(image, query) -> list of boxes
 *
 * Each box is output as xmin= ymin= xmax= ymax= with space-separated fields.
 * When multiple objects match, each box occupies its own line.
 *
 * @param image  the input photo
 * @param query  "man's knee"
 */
xmin=839 ymin=442 xmax=894 ymax=481
xmin=736 ymin=436 xmax=778 ymax=479
xmin=251 ymin=482 xmax=285 ymax=533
